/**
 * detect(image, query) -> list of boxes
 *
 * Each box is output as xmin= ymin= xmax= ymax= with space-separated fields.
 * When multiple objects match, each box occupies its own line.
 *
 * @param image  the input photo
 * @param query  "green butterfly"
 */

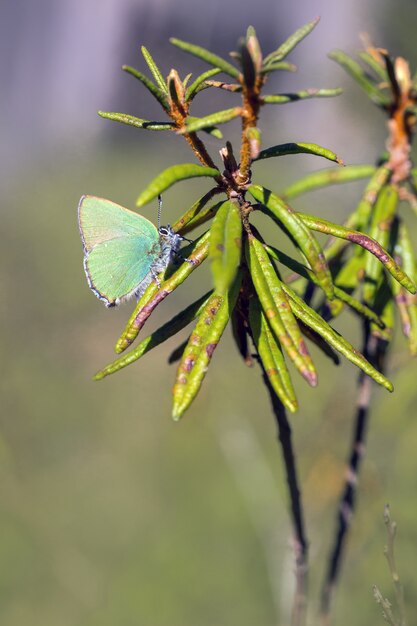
xmin=78 ymin=195 xmax=182 ymax=307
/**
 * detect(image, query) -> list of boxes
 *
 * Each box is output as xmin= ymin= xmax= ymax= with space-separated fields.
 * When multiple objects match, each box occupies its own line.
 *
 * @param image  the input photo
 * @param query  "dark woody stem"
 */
xmin=257 ymin=354 xmax=308 ymax=626
xmin=320 ymin=324 xmax=389 ymax=623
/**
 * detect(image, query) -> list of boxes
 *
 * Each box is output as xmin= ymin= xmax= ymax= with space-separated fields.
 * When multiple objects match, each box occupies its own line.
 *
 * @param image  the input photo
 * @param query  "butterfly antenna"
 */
xmin=157 ymin=194 xmax=162 ymax=229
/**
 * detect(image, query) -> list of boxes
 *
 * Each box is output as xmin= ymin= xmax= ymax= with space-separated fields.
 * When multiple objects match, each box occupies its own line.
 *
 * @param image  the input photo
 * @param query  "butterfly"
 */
xmin=78 ymin=195 xmax=183 ymax=307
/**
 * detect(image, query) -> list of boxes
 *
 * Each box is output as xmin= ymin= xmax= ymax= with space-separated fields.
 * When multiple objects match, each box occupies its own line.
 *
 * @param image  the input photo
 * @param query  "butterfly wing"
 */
xmin=78 ymin=196 xmax=160 ymax=306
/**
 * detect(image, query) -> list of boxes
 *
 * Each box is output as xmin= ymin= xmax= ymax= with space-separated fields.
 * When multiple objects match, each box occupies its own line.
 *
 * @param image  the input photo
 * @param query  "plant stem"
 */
xmin=320 ymin=324 xmax=388 ymax=623
xmin=259 ymin=357 xmax=308 ymax=626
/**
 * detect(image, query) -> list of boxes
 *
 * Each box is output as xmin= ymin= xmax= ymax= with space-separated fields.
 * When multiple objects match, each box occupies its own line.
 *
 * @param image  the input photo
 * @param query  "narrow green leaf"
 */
xmin=263 ymin=88 xmax=342 ymax=104
xmin=122 ymin=65 xmax=169 ymax=110
xmin=170 ymin=37 xmax=240 ymax=79
xmin=281 ymin=164 xmax=376 ymax=200
xmin=172 ymin=271 xmax=242 ymax=420
xmin=141 ymin=46 xmax=168 ymax=93
xmin=115 ymin=231 xmax=211 ymax=352
xmin=329 ymin=50 xmax=389 ymax=106
xmin=364 ymin=184 xmax=399 ymax=303
xmin=136 ymin=163 xmax=220 ymax=208
xmin=98 ymin=111 xmax=173 ymax=131
xmin=185 ymin=68 xmax=221 ymax=101
xmin=250 ymin=184 xmax=334 ymax=299
xmin=246 ymin=234 xmax=317 ymax=387
xmin=282 ymin=284 xmax=393 ymax=392
xmin=263 ymin=17 xmax=320 ymax=65
xmin=298 ymin=211 xmax=416 ymax=294
xmin=94 ymin=291 xmax=212 ymax=380
xmin=255 ymin=142 xmax=343 ymax=165
xmin=355 ymin=165 xmax=392 ymax=229
xmin=180 ymin=107 xmax=241 ymax=134
xmin=209 ymin=200 xmax=242 ymax=294
xmin=171 ymin=189 xmax=223 ymax=234
xmin=260 ymin=61 xmax=297 ymax=74
xmin=357 ymin=51 xmax=388 ymax=81
xmin=265 ymin=244 xmax=384 ymax=328
xmin=249 ymin=296 xmax=298 ymax=412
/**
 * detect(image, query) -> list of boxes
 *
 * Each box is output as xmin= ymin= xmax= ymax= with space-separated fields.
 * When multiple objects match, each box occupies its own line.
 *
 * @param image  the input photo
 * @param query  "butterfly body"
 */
xmin=78 ymin=195 xmax=182 ymax=307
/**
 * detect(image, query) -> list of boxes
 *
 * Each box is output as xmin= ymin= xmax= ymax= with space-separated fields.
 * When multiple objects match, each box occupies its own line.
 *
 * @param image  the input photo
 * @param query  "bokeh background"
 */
xmin=1 ymin=1 xmax=417 ymax=624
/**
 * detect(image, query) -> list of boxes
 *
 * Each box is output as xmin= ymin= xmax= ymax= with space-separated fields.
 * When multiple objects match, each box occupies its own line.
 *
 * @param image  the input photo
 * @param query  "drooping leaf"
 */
xmin=246 ymin=234 xmax=317 ymax=386
xmin=250 ymin=184 xmax=334 ymax=299
xmin=94 ymin=291 xmax=212 ymax=379
xmin=282 ymin=284 xmax=393 ymax=391
xmin=297 ymin=210 xmax=416 ymax=294
xmin=249 ymin=296 xmax=298 ymax=412
xmin=209 ymin=200 xmax=242 ymax=294
xmin=136 ymin=163 xmax=220 ymax=208
xmin=172 ymin=271 xmax=242 ymax=420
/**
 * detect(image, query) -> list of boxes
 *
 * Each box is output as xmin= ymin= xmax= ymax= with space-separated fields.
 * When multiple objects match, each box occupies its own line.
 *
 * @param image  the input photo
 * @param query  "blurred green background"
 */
xmin=2 ymin=1 xmax=417 ymax=625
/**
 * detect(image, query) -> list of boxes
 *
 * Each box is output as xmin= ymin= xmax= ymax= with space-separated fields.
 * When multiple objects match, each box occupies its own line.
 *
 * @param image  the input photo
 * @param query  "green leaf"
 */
xmin=262 ymin=88 xmax=342 ymax=104
xmin=357 ymin=51 xmax=388 ymax=81
xmin=249 ymin=297 xmax=298 ymax=412
xmin=171 ymin=189 xmax=223 ymax=234
xmin=98 ymin=111 xmax=174 ymax=131
xmin=282 ymin=284 xmax=393 ymax=392
xmin=265 ymin=244 xmax=384 ymax=328
xmin=281 ymin=164 xmax=376 ymax=200
xmin=94 ymin=291 xmax=212 ymax=380
xmin=141 ymin=46 xmax=168 ymax=93
xmin=364 ymin=184 xmax=399 ymax=304
xmin=185 ymin=68 xmax=222 ymax=101
xmin=172 ymin=271 xmax=242 ymax=420
xmin=250 ymin=184 xmax=334 ymax=299
xmin=260 ymin=61 xmax=297 ymax=75
xmin=255 ymin=142 xmax=343 ymax=165
xmin=263 ymin=16 xmax=320 ymax=65
xmin=170 ymin=38 xmax=240 ymax=79
xmin=115 ymin=231 xmax=211 ymax=352
xmin=297 ymin=209 xmax=416 ymax=295
xmin=180 ymin=108 xmax=241 ymax=134
xmin=355 ymin=165 xmax=392 ymax=229
xmin=246 ymin=234 xmax=317 ymax=386
xmin=209 ymin=200 xmax=242 ymax=294
xmin=136 ymin=163 xmax=220 ymax=208
xmin=122 ymin=65 xmax=169 ymax=110
xmin=329 ymin=50 xmax=390 ymax=106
